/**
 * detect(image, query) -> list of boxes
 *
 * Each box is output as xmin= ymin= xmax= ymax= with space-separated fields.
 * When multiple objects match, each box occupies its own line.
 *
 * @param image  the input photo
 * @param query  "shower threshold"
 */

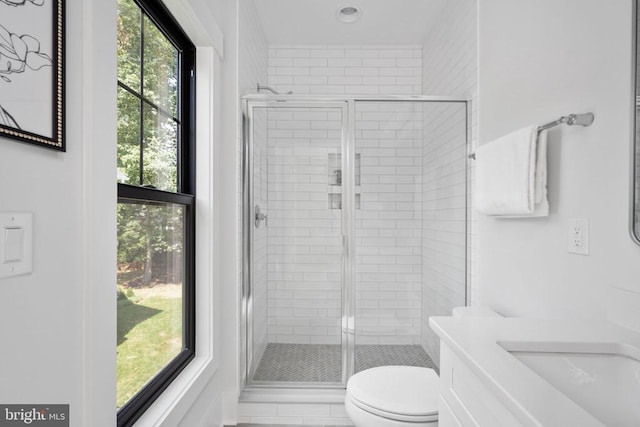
xmin=252 ymin=343 xmax=438 ymax=383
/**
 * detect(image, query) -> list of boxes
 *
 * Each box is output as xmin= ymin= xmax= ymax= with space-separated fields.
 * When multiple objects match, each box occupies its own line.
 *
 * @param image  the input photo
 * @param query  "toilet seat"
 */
xmin=346 ymin=366 xmax=439 ymax=423
xmin=347 ymin=393 xmax=438 ymax=423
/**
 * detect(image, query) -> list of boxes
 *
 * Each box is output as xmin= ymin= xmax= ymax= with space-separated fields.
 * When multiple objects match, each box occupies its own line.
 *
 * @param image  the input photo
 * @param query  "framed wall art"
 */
xmin=0 ymin=0 xmax=64 ymax=151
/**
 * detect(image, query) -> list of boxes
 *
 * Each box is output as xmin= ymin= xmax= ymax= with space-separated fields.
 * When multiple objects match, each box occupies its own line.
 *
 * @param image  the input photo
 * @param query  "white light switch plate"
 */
xmin=0 ymin=212 xmax=33 ymax=279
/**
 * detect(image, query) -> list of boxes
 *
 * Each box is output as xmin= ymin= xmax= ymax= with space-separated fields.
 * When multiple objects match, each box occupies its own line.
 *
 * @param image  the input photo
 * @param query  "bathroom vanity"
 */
xmin=430 ymin=316 xmax=640 ymax=427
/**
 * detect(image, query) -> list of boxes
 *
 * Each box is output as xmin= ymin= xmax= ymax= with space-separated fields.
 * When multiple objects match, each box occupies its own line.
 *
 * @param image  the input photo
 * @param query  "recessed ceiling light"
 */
xmin=336 ymin=6 xmax=361 ymax=24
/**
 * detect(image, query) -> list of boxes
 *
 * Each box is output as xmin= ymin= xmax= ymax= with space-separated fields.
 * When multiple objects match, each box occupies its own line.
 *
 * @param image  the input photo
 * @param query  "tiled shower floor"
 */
xmin=252 ymin=343 xmax=438 ymax=383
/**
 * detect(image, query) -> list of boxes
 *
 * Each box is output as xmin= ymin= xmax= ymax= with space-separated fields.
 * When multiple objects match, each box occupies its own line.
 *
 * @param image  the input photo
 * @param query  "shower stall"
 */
xmin=242 ymin=94 xmax=469 ymax=388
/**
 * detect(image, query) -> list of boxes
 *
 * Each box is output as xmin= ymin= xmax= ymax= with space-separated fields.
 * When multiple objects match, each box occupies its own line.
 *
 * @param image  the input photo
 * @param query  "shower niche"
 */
xmin=328 ymin=152 xmax=361 ymax=210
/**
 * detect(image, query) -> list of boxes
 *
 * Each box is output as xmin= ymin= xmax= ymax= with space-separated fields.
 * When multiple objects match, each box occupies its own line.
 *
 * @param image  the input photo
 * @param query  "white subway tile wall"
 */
xmin=354 ymin=102 xmax=424 ymax=345
xmin=267 ymin=46 xmax=426 ymax=344
xmin=420 ymin=0 xmax=478 ymax=365
xmin=421 ymin=102 xmax=468 ymax=363
xmin=242 ymin=38 xmax=473 ymax=368
xmin=268 ymin=45 xmax=423 ymax=96
xmin=266 ymin=107 xmax=344 ymax=345
xmin=239 ymin=0 xmax=268 ymax=96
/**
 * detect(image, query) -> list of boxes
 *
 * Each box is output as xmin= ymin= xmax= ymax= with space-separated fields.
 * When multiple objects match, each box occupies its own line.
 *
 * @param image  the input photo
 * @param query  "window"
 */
xmin=116 ymin=0 xmax=195 ymax=424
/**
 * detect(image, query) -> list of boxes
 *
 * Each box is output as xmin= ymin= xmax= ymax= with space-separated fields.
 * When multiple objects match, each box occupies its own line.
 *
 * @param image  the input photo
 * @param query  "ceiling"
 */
xmin=252 ymin=0 xmax=448 ymax=45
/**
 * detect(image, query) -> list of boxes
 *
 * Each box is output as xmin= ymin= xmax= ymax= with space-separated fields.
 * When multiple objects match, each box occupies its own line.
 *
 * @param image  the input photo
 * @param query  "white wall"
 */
xmin=0 ymin=0 xmax=230 ymax=425
xmin=206 ymin=0 xmax=243 ymax=423
xmin=239 ymin=0 xmax=268 ymax=96
xmin=420 ymin=0 xmax=477 ymax=364
xmin=478 ymin=0 xmax=640 ymax=318
xmin=0 ymin=0 xmax=117 ymax=425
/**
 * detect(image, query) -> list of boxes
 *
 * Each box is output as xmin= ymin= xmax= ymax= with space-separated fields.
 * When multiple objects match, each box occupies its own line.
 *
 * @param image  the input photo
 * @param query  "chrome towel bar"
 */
xmin=468 ymin=112 xmax=594 ymax=159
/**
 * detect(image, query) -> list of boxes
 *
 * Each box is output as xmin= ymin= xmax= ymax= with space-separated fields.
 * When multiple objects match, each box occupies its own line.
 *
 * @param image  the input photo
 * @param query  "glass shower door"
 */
xmin=244 ymin=97 xmax=469 ymax=387
xmin=246 ymin=102 xmax=349 ymax=385
xmin=352 ymin=100 xmax=468 ymax=372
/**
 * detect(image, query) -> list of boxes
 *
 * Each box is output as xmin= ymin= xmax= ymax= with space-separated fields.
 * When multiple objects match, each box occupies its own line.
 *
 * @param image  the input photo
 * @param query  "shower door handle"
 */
xmin=255 ymin=205 xmax=267 ymax=228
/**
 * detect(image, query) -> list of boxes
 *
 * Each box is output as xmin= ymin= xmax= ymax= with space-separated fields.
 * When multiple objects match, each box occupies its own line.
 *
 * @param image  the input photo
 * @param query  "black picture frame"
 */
xmin=0 ymin=0 xmax=64 ymax=151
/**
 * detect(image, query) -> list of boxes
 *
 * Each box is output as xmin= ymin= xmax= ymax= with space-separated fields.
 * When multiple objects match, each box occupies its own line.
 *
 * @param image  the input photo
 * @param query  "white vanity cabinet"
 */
xmin=430 ymin=315 xmax=631 ymax=427
xmin=438 ymin=343 xmax=523 ymax=427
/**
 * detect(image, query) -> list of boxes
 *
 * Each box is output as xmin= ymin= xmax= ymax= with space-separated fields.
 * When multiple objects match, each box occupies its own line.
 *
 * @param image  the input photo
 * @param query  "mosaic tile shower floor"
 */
xmin=252 ymin=343 xmax=438 ymax=383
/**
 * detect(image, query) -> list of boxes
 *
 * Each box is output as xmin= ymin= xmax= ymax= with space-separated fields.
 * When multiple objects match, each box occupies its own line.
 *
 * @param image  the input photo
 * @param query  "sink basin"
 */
xmin=499 ymin=341 xmax=640 ymax=427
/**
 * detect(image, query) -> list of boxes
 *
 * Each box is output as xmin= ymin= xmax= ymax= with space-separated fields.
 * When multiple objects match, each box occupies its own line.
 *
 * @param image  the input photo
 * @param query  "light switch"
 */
xmin=4 ymin=227 xmax=24 ymax=262
xmin=0 ymin=213 xmax=33 ymax=279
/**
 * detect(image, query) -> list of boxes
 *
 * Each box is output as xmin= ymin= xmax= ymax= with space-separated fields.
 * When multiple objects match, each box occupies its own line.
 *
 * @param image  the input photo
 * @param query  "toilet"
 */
xmin=345 ymin=365 xmax=439 ymax=426
xmin=345 ymin=306 xmax=502 ymax=426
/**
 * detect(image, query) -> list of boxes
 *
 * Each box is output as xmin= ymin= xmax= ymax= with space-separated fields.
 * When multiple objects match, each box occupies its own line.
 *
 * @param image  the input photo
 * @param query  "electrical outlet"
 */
xmin=568 ymin=218 xmax=589 ymax=255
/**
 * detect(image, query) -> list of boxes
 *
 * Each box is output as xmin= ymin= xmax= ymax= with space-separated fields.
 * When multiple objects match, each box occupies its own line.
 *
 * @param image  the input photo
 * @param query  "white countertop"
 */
xmin=429 ymin=316 xmax=640 ymax=427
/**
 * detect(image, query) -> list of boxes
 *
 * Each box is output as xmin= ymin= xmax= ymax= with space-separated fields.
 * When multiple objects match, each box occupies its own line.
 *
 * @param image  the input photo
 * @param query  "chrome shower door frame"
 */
xmin=242 ymin=99 xmax=353 ymax=388
xmin=242 ymin=95 xmax=470 ymax=390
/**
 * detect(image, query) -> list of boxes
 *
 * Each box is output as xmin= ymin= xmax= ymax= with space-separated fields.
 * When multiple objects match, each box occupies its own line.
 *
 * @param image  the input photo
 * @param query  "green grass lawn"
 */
xmin=117 ymin=289 xmax=182 ymax=408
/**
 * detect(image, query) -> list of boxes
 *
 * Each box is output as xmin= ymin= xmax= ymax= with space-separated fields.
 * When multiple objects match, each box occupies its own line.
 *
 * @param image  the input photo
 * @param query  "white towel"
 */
xmin=475 ymin=126 xmax=548 ymax=217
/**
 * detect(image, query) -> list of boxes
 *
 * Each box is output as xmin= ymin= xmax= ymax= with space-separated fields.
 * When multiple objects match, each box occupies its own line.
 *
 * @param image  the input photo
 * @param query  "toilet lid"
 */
xmin=347 ymin=366 xmax=439 ymax=421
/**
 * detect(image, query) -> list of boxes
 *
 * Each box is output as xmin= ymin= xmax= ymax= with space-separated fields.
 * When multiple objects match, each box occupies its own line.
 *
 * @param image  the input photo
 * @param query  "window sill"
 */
xmin=132 ymin=353 xmax=218 ymax=426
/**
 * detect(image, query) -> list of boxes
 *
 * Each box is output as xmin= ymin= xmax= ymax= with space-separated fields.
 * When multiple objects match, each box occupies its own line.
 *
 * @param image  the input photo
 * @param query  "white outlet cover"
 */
xmin=0 ymin=212 xmax=33 ymax=279
xmin=568 ymin=218 xmax=589 ymax=255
